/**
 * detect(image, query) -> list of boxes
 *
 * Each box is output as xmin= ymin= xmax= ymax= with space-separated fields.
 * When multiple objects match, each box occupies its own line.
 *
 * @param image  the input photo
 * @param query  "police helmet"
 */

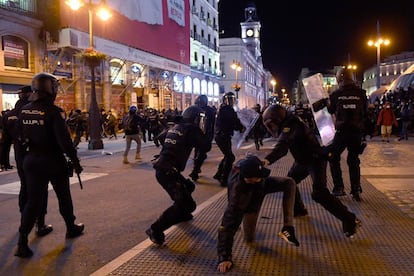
xmin=195 ymin=94 xmax=208 ymax=108
xmin=129 ymin=105 xmax=137 ymax=114
xmin=223 ymin=92 xmax=236 ymax=106
xmin=336 ymin=67 xmax=354 ymax=85
xmin=18 ymin=85 xmax=32 ymax=99
xmin=262 ymin=104 xmax=287 ymax=137
xmin=31 ymin=72 xmax=59 ymax=95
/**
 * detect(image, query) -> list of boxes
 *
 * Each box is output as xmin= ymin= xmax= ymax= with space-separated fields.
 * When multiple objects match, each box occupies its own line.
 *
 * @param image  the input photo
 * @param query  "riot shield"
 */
xmin=302 ymin=73 xmax=336 ymax=146
xmin=235 ymin=108 xmax=260 ymax=149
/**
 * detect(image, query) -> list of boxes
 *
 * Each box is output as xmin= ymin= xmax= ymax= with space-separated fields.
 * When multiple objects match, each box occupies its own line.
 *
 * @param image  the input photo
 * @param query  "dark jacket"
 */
xmin=265 ymin=114 xmax=322 ymax=165
xmin=154 ymin=122 xmax=209 ymax=172
xmin=17 ymin=99 xmax=80 ymax=165
xmin=217 ymin=165 xmax=266 ymax=262
xmin=122 ymin=113 xmax=143 ymax=135
xmin=328 ymin=83 xmax=367 ymax=132
xmin=201 ymin=105 xmax=216 ymax=141
xmin=215 ymin=105 xmax=244 ymax=137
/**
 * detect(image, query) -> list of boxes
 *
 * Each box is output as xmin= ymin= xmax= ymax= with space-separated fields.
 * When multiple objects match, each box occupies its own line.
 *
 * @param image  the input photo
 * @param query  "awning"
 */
xmin=388 ymin=64 xmax=414 ymax=92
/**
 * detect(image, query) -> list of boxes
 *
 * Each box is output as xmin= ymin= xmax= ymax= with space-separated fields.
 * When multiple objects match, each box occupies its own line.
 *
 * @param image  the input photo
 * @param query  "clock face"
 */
xmin=246 ymin=29 xmax=254 ymax=37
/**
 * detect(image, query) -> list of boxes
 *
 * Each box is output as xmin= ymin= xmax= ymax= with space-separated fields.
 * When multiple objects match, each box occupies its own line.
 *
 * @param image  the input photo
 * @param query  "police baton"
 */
xmin=77 ymin=173 xmax=83 ymax=189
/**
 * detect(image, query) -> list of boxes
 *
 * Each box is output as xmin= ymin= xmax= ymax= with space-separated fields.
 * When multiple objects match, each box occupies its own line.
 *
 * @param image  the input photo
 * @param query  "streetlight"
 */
xmin=367 ymin=21 xmax=390 ymax=89
xmin=231 ymin=60 xmax=242 ymax=99
xmin=270 ymin=79 xmax=276 ymax=95
xmin=347 ymin=64 xmax=357 ymax=83
xmin=66 ymin=0 xmax=111 ymax=150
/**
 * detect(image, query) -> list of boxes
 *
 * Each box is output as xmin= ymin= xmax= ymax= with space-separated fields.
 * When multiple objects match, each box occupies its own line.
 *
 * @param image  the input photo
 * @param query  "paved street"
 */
xmin=1 ymin=134 xmax=414 ymax=275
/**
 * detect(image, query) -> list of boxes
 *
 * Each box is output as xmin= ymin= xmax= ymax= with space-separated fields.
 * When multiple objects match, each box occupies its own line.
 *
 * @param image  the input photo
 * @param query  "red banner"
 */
xmin=60 ymin=0 xmax=190 ymax=65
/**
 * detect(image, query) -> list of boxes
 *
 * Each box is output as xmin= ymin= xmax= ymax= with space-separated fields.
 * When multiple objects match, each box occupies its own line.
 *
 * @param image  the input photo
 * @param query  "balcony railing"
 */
xmin=0 ymin=0 xmax=36 ymax=16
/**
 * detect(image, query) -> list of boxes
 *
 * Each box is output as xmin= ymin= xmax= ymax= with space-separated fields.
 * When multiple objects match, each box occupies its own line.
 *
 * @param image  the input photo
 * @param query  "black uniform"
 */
xmin=214 ymin=104 xmax=244 ymax=186
xmin=217 ymin=161 xmax=296 ymax=263
xmin=17 ymin=99 xmax=83 ymax=242
xmin=4 ymin=97 xmax=51 ymax=220
xmin=0 ymin=110 xmax=13 ymax=170
xmin=149 ymin=119 xmax=209 ymax=243
xmin=190 ymin=104 xmax=216 ymax=180
xmin=264 ymin=113 xmax=358 ymax=231
xmin=327 ymin=83 xmax=367 ymax=197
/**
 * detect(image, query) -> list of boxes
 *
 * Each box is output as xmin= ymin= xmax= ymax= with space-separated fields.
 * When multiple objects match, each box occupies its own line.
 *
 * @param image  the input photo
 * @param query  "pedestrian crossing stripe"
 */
xmin=0 ymin=173 xmax=107 ymax=195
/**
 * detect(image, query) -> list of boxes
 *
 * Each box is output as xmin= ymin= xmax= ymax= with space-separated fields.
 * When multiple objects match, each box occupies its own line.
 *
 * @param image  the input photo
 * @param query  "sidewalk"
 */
xmin=90 ymin=136 xmax=414 ymax=275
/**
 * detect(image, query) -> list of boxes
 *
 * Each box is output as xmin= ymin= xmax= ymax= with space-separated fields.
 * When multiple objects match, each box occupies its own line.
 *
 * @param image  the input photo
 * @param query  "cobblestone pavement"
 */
xmin=361 ymin=135 xmax=414 ymax=219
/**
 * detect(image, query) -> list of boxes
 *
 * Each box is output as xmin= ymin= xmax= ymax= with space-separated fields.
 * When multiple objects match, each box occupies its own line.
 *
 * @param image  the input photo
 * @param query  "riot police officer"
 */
xmin=326 ymin=67 xmax=368 ymax=201
xmin=189 ymin=95 xmax=216 ymax=181
xmin=15 ymin=73 xmax=84 ymax=258
xmin=3 ymin=86 xmax=53 ymax=237
xmin=146 ymin=105 xmax=209 ymax=245
xmin=213 ymin=92 xmax=245 ymax=187
xmin=262 ymin=104 xmax=361 ymax=238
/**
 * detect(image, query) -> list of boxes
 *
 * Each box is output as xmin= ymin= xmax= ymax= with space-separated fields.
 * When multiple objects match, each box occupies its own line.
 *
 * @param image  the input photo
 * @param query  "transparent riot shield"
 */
xmin=302 ymin=73 xmax=336 ymax=146
xmin=235 ymin=108 xmax=260 ymax=149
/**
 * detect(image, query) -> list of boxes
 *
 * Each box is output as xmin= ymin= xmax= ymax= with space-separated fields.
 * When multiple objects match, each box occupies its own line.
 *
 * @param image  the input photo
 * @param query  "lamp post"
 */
xmin=66 ymin=0 xmax=111 ymax=150
xmin=270 ymin=79 xmax=276 ymax=95
xmin=367 ymin=21 xmax=390 ymax=89
xmin=231 ymin=60 xmax=242 ymax=99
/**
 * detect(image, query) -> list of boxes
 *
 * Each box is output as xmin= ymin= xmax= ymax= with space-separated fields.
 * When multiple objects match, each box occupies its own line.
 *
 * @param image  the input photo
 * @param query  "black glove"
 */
xmin=312 ymin=98 xmax=328 ymax=112
xmin=73 ymin=161 xmax=83 ymax=175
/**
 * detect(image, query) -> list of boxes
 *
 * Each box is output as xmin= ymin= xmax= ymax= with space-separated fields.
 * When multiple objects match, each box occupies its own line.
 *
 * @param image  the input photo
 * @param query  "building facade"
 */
xmin=363 ymin=51 xmax=414 ymax=96
xmin=188 ymin=0 xmax=221 ymax=108
xmin=0 ymin=0 xmax=43 ymax=111
xmin=1 ymin=0 xmax=222 ymax=114
xmin=219 ymin=2 xmax=269 ymax=109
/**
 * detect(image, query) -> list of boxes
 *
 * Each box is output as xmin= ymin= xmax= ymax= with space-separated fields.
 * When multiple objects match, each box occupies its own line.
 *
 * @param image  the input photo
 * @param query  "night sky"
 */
xmin=218 ymin=0 xmax=414 ymax=90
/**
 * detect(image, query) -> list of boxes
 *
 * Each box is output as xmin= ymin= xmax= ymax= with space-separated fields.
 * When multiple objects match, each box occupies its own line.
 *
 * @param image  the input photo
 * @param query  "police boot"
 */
xmin=15 ymin=233 xmax=33 ymax=258
xmin=36 ymin=217 xmax=53 ymax=237
xmin=243 ymin=212 xmax=259 ymax=242
xmin=123 ymin=156 xmax=129 ymax=164
xmin=66 ymin=223 xmax=84 ymax=239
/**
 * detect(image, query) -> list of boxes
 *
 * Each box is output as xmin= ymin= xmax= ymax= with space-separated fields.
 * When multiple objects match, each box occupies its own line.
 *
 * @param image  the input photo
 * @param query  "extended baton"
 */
xmin=77 ymin=173 xmax=83 ymax=189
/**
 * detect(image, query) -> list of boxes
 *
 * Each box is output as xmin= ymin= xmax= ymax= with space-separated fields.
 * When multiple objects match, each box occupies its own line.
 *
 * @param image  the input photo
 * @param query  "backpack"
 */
xmin=123 ymin=114 xmax=137 ymax=132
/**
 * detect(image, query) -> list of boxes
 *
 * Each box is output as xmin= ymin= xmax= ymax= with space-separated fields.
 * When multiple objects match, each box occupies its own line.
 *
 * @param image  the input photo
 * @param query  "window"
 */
xmin=2 ymin=35 xmax=29 ymax=69
xmin=110 ymin=59 xmax=125 ymax=85
xmin=194 ymin=52 xmax=198 ymax=62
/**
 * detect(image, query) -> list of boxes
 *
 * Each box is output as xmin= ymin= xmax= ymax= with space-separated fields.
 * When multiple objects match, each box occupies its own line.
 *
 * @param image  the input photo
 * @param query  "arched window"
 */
xmin=201 ymin=79 xmax=207 ymax=95
xmin=214 ymin=83 xmax=219 ymax=96
xmin=207 ymin=81 xmax=213 ymax=96
xmin=1 ymin=35 xmax=29 ymax=69
xmin=110 ymin=58 xmax=126 ymax=85
xmin=130 ymin=63 xmax=144 ymax=87
xmin=184 ymin=76 xmax=192 ymax=93
xmin=193 ymin=78 xmax=200 ymax=94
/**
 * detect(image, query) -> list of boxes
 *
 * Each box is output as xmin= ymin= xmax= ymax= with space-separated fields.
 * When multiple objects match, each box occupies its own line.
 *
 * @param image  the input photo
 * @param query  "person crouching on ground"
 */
xmin=217 ymin=155 xmax=299 ymax=273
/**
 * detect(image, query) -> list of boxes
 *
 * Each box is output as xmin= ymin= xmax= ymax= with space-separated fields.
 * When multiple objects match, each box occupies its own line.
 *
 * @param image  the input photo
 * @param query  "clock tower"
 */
xmin=241 ymin=2 xmax=262 ymax=61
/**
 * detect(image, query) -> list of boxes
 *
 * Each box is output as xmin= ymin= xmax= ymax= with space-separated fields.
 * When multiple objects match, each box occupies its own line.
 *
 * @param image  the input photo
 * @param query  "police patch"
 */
xmin=282 ymin=127 xmax=290 ymax=133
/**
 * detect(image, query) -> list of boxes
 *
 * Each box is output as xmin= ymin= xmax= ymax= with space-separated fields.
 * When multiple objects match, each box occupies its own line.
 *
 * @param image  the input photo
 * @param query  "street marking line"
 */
xmin=0 ymin=173 xmax=107 ymax=195
xmin=90 ymin=189 xmax=228 ymax=276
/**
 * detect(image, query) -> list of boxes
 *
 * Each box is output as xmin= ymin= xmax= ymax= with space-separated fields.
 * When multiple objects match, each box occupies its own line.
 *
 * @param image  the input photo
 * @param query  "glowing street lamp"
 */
xmin=270 ymin=79 xmax=276 ymax=95
xmin=66 ymin=0 xmax=111 ymax=150
xmin=231 ymin=60 xmax=242 ymax=98
xmin=367 ymin=21 xmax=390 ymax=89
